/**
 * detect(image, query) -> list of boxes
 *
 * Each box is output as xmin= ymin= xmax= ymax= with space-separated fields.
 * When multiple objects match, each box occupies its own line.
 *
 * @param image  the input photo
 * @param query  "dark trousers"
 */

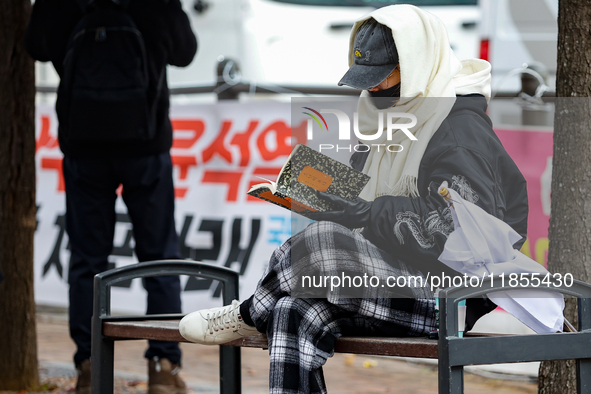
xmin=63 ymin=152 xmax=182 ymax=365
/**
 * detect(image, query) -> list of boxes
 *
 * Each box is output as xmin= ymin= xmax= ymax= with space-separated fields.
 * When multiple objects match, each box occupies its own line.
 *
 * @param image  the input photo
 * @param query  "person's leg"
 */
xmin=63 ymin=157 xmax=118 ymax=365
xmin=266 ymin=295 xmax=434 ymax=394
xmin=180 ymin=220 xmax=436 ymax=393
xmin=256 ymin=222 xmax=437 ymax=393
xmin=119 ymin=152 xmax=182 ymax=364
xmin=181 ymin=221 xmax=436 ymax=344
xmin=265 ymin=297 xmax=366 ymax=394
xmin=246 ymin=221 xmax=432 ymax=331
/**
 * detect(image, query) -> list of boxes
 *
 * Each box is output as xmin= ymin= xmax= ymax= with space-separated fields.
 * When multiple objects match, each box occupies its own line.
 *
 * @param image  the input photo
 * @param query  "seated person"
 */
xmin=180 ymin=5 xmax=528 ymax=393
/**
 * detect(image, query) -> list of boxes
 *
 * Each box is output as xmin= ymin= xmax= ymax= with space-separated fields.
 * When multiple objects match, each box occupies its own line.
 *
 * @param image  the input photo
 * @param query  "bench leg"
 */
xmin=91 ymin=335 xmax=115 ymax=394
xmin=577 ymin=359 xmax=591 ymax=393
xmin=220 ymin=345 xmax=241 ymax=394
xmin=439 ymin=364 xmax=464 ymax=394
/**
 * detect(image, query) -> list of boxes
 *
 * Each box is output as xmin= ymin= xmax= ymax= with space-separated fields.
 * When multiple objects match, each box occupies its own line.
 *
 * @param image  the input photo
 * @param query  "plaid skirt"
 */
xmin=247 ymin=221 xmax=436 ymax=394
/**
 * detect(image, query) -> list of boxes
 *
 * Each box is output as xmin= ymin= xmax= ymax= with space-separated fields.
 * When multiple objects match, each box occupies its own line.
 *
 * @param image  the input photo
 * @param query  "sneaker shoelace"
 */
xmin=207 ymin=300 xmax=241 ymax=335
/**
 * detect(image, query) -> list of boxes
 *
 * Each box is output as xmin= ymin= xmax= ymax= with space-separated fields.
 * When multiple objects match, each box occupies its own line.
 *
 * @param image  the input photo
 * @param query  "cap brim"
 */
xmin=338 ymin=63 xmax=397 ymax=90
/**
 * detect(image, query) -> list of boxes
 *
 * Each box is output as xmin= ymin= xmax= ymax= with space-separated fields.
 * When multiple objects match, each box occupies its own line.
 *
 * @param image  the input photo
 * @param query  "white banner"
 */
xmin=34 ymin=101 xmax=312 ymax=314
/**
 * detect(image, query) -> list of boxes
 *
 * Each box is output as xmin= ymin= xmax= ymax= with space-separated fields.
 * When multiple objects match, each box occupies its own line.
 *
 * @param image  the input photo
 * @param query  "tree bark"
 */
xmin=0 ymin=0 xmax=39 ymax=390
xmin=538 ymin=0 xmax=591 ymax=392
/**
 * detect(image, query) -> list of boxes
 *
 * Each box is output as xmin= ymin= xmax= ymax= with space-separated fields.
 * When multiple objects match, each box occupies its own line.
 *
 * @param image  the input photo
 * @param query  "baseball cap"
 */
xmin=338 ymin=18 xmax=399 ymax=90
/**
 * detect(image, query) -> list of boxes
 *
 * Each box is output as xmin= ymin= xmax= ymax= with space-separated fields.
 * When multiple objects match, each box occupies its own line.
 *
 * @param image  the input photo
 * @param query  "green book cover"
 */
xmin=248 ymin=144 xmax=370 ymax=215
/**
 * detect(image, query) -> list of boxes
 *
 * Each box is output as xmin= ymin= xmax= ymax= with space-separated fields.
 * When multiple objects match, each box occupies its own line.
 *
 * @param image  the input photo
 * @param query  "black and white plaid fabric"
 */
xmin=247 ymin=221 xmax=436 ymax=394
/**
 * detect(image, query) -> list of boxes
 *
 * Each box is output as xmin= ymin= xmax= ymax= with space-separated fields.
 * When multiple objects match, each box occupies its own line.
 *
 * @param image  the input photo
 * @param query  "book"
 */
xmin=247 ymin=144 xmax=371 ymax=215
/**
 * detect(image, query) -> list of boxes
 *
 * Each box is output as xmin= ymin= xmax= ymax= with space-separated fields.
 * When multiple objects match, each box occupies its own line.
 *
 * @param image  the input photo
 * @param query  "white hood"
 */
xmin=347 ymin=5 xmax=492 ymax=200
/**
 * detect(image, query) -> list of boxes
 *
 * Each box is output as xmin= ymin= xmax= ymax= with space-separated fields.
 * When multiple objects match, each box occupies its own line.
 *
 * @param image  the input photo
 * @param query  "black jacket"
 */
xmin=354 ymin=95 xmax=529 ymax=329
xmin=25 ymin=0 xmax=197 ymax=158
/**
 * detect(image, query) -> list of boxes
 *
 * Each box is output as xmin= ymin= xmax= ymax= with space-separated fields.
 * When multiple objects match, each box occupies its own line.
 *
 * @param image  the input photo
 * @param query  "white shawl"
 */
xmin=348 ymin=5 xmax=492 ymax=201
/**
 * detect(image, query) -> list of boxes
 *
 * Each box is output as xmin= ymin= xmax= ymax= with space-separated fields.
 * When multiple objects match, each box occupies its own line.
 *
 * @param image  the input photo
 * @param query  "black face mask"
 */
xmin=369 ymin=82 xmax=401 ymax=109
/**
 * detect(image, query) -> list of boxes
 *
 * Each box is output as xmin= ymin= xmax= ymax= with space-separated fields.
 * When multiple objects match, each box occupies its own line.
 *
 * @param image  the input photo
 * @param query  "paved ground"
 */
xmin=22 ymin=305 xmax=539 ymax=394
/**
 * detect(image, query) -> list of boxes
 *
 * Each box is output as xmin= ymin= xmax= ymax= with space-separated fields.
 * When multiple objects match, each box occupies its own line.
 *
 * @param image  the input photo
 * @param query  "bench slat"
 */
xmin=102 ymin=320 xmax=438 ymax=358
xmin=104 ymin=320 xmax=185 ymax=342
xmin=334 ymin=336 xmax=437 ymax=358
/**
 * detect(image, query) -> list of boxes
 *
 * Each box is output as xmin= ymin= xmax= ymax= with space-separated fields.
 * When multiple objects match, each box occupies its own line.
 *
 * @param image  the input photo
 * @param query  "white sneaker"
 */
xmin=179 ymin=300 xmax=259 ymax=345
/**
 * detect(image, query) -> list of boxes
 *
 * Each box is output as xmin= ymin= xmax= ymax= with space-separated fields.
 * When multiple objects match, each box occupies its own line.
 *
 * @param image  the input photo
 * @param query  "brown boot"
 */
xmin=148 ymin=357 xmax=187 ymax=394
xmin=75 ymin=359 xmax=91 ymax=394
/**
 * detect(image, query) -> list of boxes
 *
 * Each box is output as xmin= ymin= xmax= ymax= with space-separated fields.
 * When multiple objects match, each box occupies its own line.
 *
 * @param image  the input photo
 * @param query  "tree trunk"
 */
xmin=0 ymin=0 xmax=39 ymax=390
xmin=538 ymin=0 xmax=591 ymax=392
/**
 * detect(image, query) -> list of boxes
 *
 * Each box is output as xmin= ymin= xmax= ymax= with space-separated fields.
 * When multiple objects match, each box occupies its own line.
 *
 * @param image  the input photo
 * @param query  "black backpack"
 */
xmin=57 ymin=0 xmax=160 ymax=143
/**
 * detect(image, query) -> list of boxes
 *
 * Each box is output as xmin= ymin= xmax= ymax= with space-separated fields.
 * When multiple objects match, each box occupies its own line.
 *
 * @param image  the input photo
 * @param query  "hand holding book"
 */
xmin=305 ymin=191 xmax=372 ymax=229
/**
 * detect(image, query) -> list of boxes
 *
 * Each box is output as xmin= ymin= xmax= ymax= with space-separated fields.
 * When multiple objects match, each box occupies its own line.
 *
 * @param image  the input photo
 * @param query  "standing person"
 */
xmin=25 ymin=0 xmax=197 ymax=393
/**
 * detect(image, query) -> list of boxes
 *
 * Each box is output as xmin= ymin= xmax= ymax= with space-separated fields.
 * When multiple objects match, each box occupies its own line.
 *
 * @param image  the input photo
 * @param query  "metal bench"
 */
xmin=91 ymin=260 xmax=591 ymax=394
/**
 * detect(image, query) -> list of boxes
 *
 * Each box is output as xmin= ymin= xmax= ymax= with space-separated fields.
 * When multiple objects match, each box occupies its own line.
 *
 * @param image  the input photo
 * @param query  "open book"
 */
xmin=248 ymin=144 xmax=370 ymax=215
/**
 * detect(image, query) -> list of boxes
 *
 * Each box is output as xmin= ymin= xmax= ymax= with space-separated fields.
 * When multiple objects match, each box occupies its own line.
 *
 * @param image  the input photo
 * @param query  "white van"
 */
xmin=35 ymin=0 xmax=482 ymax=92
xmin=173 ymin=0 xmax=483 ymax=88
xmin=478 ymin=0 xmax=558 ymax=94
